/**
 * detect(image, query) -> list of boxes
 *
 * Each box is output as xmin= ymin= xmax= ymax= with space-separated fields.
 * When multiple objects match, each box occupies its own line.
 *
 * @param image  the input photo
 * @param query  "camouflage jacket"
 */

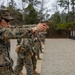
xmin=17 ymin=37 xmax=34 ymax=59
xmin=39 ymin=32 xmax=45 ymax=41
xmin=0 ymin=27 xmax=34 ymax=66
xmin=33 ymin=34 xmax=41 ymax=51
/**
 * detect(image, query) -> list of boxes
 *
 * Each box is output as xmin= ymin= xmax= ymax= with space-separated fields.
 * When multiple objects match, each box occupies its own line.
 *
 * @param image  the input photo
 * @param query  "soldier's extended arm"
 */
xmin=0 ymin=23 xmax=48 ymax=39
xmin=1 ymin=28 xmax=33 ymax=39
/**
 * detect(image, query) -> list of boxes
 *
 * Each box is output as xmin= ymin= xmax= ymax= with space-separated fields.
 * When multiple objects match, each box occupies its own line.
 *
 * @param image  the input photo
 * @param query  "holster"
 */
xmin=15 ymin=45 xmax=21 ymax=53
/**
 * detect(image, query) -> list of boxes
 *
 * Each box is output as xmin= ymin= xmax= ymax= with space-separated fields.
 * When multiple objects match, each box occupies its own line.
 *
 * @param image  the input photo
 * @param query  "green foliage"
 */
xmin=7 ymin=7 xmax=23 ymax=25
xmin=24 ymin=4 xmax=40 ymax=24
xmin=50 ymin=10 xmax=75 ymax=31
xmin=56 ymin=22 xmax=75 ymax=30
xmin=50 ymin=12 xmax=61 ymax=24
xmin=56 ymin=23 xmax=67 ymax=30
xmin=57 ymin=0 xmax=75 ymax=22
xmin=67 ymin=22 xmax=75 ymax=28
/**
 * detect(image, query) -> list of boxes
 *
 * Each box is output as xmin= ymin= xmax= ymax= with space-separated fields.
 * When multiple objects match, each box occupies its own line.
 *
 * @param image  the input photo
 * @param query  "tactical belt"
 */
xmin=0 ymin=66 xmax=10 ymax=72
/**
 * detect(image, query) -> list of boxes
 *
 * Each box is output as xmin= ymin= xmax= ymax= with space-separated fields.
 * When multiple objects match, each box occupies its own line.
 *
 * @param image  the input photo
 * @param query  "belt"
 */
xmin=0 ymin=66 xmax=10 ymax=72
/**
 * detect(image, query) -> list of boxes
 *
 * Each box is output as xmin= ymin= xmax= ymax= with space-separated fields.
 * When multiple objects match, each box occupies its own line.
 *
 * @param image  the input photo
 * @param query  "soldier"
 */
xmin=0 ymin=7 xmax=48 ymax=75
xmin=31 ymin=32 xmax=40 ymax=74
xmin=38 ymin=32 xmax=44 ymax=53
xmin=38 ymin=32 xmax=46 ymax=51
xmin=14 ymin=34 xmax=40 ymax=75
xmin=14 ymin=38 xmax=34 ymax=75
xmin=33 ymin=31 xmax=42 ymax=60
xmin=39 ymin=32 xmax=45 ymax=44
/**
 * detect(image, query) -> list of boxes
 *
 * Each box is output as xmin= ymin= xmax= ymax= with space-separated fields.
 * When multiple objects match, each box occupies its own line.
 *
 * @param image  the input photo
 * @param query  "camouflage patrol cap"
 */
xmin=0 ymin=7 xmax=14 ymax=20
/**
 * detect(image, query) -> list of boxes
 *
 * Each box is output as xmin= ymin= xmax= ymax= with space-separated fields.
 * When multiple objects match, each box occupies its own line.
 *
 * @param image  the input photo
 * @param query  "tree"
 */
xmin=8 ymin=7 xmax=23 ymax=25
xmin=57 ymin=0 xmax=70 ymax=12
xmin=37 ymin=0 xmax=50 ymax=21
xmin=57 ymin=0 xmax=75 ymax=22
xmin=24 ymin=4 xmax=39 ymax=24
xmin=50 ymin=12 xmax=61 ymax=24
xmin=70 ymin=0 xmax=75 ymax=22
xmin=0 ymin=0 xmax=5 ymax=8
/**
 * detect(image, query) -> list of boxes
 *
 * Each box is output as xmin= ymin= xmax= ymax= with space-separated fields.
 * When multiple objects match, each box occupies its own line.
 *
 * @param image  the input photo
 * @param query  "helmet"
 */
xmin=0 ymin=7 xmax=14 ymax=21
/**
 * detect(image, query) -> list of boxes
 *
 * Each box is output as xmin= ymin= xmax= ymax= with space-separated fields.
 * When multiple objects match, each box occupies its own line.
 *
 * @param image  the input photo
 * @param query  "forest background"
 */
xmin=0 ymin=0 xmax=75 ymax=38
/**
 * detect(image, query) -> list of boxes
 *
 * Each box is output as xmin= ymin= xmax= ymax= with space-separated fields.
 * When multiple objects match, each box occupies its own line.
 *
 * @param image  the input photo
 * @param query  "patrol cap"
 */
xmin=0 ymin=7 xmax=14 ymax=20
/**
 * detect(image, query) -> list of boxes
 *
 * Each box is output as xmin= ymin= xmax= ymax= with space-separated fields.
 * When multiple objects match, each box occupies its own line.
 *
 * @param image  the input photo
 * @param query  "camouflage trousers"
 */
xmin=41 ymin=37 xmax=45 ymax=44
xmin=0 ymin=70 xmax=16 ymax=75
xmin=32 ymin=55 xmax=37 ymax=71
xmin=34 ymin=46 xmax=40 ymax=59
xmin=14 ymin=54 xmax=33 ymax=75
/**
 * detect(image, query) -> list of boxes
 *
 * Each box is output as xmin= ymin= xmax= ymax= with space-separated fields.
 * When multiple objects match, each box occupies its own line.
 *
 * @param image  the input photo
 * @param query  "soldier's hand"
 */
xmin=32 ymin=23 xmax=48 ymax=32
xmin=37 ymin=23 xmax=48 ymax=31
xmin=42 ymin=23 xmax=49 ymax=30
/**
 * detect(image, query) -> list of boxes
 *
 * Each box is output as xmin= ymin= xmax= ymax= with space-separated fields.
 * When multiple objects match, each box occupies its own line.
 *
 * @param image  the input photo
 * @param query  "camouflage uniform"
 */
xmin=0 ymin=7 xmax=44 ymax=75
xmin=17 ymin=38 xmax=22 ymax=45
xmin=31 ymin=35 xmax=37 ymax=72
xmin=15 ymin=35 xmax=37 ymax=75
xmin=39 ymin=32 xmax=46 ymax=44
xmin=33 ymin=33 xmax=41 ymax=59
xmin=31 ymin=54 xmax=37 ymax=74
xmin=0 ymin=25 xmax=35 ymax=75
xmin=14 ymin=38 xmax=34 ymax=75
xmin=38 ymin=33 xmax=43 ymax=53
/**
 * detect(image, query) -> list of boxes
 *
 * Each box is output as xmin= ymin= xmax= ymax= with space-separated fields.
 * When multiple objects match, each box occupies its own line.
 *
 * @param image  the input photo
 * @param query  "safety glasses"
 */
xmin=3 ymin=18 xmax=10 ymax=23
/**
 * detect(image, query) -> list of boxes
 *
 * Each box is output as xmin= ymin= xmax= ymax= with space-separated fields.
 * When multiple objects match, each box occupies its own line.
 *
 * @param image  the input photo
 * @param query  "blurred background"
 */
xmin=0 ymin=0 xmax=75 ymax=38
